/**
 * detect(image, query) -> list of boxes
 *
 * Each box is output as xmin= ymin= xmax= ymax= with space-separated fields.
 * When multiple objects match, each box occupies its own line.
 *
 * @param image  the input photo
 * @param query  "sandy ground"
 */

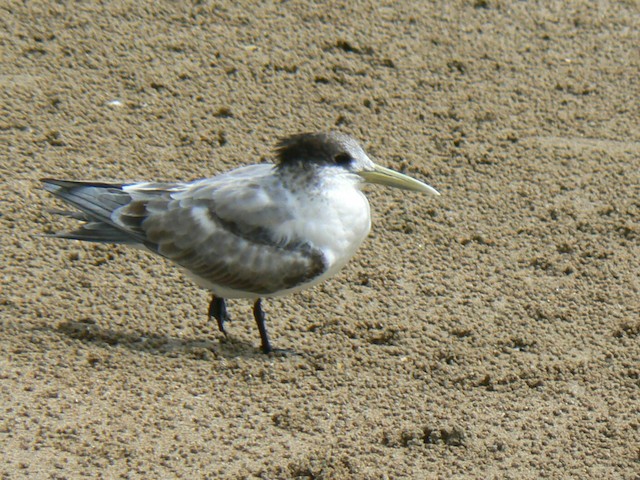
xmin=1 ymin=1 xmax=639 ymax=478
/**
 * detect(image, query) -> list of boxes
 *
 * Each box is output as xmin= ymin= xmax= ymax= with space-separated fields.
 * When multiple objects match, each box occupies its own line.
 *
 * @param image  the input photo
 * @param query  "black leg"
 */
xmin=253 ymin=298 xmax=273 ymax=354
xmin=208 ymin=296 xmax=229 ymax=334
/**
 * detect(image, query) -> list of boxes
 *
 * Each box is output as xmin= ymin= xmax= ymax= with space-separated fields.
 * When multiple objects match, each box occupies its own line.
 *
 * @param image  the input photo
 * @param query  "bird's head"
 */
xmin=275 ymin=132 xmax=440 ymax=195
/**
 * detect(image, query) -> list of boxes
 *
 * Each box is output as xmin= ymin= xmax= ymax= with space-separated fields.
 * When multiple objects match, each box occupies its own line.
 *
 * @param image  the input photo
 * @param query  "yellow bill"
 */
xmin=360 ymin=164 xmax=440 ymax=195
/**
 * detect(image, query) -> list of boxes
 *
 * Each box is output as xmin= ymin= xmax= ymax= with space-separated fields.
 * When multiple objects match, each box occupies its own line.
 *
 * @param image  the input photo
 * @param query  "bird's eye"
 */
xmin=334 ymin=153 xmax=353 ymax=165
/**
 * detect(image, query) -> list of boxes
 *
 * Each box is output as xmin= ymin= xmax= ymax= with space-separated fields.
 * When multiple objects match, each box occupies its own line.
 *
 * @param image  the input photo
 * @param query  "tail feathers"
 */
xmin=45 ymin=222 xmax=138 ymax=243
xmin=42 ymin=179 xmax=131 ymax=223
xmin=42 ymin=179 xmax=140 ymax=244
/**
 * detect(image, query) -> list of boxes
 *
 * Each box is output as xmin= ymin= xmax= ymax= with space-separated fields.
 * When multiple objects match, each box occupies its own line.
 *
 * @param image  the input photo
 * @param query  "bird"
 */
xmin=41 ymin=132 xmax=440 ymax=354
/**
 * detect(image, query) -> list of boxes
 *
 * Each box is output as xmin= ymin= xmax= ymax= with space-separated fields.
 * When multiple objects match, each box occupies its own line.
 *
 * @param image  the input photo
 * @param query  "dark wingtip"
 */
xmin=41 ymin=178 xmax=75 ymax=185
xmin=41 ymin=178 xmax=82 ymax=191
xmin=41 ymin=179 xmax=126 ymax=190
xmin=41 ymin=178 xmax=67 ymax=194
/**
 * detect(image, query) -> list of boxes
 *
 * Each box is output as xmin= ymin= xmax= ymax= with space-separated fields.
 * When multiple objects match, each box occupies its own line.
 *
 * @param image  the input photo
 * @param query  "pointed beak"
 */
xmin=359 ymin=164 xmax=440 ymax=195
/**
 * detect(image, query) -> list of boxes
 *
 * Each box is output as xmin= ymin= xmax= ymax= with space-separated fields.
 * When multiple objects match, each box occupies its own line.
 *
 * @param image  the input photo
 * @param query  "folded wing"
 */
xmin=42 ymin=166 xmax=327 ymax=295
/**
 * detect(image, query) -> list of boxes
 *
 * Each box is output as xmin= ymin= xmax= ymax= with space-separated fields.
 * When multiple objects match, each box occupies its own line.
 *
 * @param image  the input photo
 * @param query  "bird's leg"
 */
xmin=208 ymin=296 xmax=229 ymax=334
xmin=253 ymin=298 xmax=273 ymax=354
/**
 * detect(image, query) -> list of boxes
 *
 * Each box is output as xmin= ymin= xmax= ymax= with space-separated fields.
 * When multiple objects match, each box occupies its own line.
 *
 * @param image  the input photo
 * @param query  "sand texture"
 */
xmin=1 ymin=1 xmax=639 ymax=478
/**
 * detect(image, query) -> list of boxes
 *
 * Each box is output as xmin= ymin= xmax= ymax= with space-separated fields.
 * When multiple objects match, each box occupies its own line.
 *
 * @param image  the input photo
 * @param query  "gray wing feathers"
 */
xmin=42 ymin=179 xmax=140 ymax=243
xmin=143 ymin=202 xmax=327 ymax=294
xmin=41 ymin=179 xmax=185 ymax=244
xmin=47 ymin=222 xmax=137 ymax=243
xmin=42 ymin=171 xmax=327 ymax=295
xmin=43 ymin=179 xmax=131 ymax=221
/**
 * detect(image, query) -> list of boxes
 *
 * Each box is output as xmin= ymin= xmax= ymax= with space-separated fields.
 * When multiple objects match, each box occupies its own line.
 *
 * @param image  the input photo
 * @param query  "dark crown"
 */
xmin=275 ymin=132 xmax=353 ymax=167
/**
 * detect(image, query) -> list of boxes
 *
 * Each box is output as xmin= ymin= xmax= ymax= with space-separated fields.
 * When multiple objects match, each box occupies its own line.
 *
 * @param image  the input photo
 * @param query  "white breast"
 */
xmin=265 ymin=174 xmax=371 ymax=295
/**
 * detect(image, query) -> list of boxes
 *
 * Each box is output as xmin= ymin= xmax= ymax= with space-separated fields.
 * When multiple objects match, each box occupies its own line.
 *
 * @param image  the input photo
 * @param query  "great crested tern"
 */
xmin=42 ymin=132 xmax=439 ymax=353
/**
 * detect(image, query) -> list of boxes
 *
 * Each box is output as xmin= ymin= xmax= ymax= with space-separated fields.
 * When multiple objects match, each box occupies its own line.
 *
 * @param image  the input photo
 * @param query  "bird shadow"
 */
xmin=52 ymin=318 xmax=274 ymax=361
